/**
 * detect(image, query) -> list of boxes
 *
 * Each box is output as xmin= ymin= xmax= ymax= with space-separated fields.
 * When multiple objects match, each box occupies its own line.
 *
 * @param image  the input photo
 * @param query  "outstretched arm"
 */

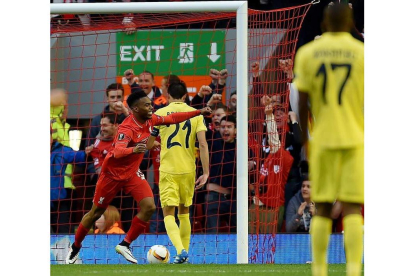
xmin=152 ymin=107 xmax=212 ymax=126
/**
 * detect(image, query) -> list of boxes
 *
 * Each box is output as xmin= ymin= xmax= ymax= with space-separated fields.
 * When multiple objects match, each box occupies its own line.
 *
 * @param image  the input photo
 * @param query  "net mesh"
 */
xmin=50 ymin=3 xmax=312 ymax=264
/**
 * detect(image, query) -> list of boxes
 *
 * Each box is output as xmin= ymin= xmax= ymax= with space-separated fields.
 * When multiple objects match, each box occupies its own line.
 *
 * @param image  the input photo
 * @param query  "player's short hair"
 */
xmin=220 ymin=115 xmax=236 ymax=127
xmin=324 ymin=3 xmax=353 ymax=31
xmin=106 ymin=83 xmax=124 ymax=97
xmin=230 ymin=90 xmax=237 ymax=97
xmin=140 ymin=70 xmax=154 ymax=80
xmin=168 ymin=82 xmax=188 ymax=100
xmin=163 ymin=74 xmax=181 ymax=86
xmin=101 ymin=112 xmax=124 ymax=125
xmin=126 ymin=90 xmax=147 ymax=108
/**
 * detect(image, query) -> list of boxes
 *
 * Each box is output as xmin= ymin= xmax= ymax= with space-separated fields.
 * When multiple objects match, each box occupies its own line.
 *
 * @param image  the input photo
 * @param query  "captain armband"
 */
xmin=151 ymin=128 xmax=160 ymax=137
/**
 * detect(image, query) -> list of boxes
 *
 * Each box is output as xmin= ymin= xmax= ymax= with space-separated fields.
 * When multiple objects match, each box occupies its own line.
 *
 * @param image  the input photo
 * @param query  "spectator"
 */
xmin=285 ymin=175 xmax=316 ymax=233
xmin=50 ymin=88 xmax=76 ymax=191
xmin=123 ymin=69 xmax=141 ymax=93
xmin=249 ymin=100 xmax=293 ymax=234
xmin=276 ymin=64 xmax=304 ymax=215
xmin=86 ymin=83 xmax=129 ymax=146
xmin=228 ymin=91 xmax=237 ymax=114
xmin=94 ymin=205 xmax=125 ymax=234
xmin=208 ymin=102 xmax=229 ymax=134
xmin=51 ymin=131 xmax=87 ymax=234
xmin=192 ymin=102 xmax=229 ymax=225
xmin=85 ymin=112 xmax=122 ymax=175
xmin=285 ymin=160 xmax=309 ymax=218
xmin=202 ymin=102 xmax=229 ymax=150
xmin=137 ymin=70 xmax=163 ymax=105
xmin=190 ymin=68 xmax=228 ymax=109
xmin=205 ymin=115 xmax=255 ymax=233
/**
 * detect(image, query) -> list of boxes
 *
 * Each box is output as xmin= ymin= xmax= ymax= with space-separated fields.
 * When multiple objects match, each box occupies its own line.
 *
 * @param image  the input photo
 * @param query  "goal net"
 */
xmin=50 ymin=1 xmax=312 ymax=265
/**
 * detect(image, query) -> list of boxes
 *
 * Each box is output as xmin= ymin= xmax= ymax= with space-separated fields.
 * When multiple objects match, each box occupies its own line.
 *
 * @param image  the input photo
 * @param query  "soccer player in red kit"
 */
xmin=66 ymin=91 xmax=212 ymax=264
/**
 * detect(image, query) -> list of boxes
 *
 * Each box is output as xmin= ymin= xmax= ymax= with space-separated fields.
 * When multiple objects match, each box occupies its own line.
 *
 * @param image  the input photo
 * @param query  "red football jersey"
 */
xmin=256 ymin=147 xmax=293 ymax=208
xmin=90 ymin=137 xmax=113 ymax=174
xmin=101 ymin=111 xmax=201 ymax=181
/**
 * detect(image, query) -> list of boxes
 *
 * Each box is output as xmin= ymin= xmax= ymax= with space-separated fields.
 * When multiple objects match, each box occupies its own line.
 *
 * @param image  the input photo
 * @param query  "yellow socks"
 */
xmin=344 ymin=214 xmax=364 ymax=276
xmin=164 ymin=215 xmax=184 ymax=253
xmin=178 ymin=213 xmax=191 ymax=252
xmin=311 ymin=216 xmax=332 ymax=276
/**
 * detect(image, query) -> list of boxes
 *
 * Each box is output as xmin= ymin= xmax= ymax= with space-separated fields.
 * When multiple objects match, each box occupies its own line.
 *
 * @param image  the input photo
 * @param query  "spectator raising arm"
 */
xmin=264 ymin=98 xmax=281 ymax=154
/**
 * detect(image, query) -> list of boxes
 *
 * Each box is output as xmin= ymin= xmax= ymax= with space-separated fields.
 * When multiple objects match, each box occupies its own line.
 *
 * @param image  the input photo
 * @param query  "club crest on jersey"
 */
xmin=118 ymin=133 xmax=125 ymax=140
xmin=274 ymin=165 xmax=280 ymax=173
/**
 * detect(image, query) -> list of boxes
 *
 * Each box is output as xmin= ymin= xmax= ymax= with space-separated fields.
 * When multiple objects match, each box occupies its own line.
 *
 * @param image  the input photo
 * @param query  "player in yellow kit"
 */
xmin=147 ymin=82 xmax=209 ymax=264
xmin=294 ymin=3 xmax=364 ymax=276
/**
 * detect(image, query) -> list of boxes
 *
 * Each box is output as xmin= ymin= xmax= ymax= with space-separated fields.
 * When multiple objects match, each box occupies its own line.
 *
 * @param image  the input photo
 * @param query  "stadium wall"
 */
xmin=51 ymin=234 xmax=363 ymax=264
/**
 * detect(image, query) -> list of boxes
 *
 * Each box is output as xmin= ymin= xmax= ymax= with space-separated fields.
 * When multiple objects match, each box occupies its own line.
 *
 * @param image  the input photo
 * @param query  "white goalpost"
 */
xmin=50 ymin=1 xmax=249 ymax=264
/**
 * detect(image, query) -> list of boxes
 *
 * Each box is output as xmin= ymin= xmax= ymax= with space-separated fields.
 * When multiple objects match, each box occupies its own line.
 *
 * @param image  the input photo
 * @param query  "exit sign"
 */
xmin=116 ymin=30 xmax=226 ymax=76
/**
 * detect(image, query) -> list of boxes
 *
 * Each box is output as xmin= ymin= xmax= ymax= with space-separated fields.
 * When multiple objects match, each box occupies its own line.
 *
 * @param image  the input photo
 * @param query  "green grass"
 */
xmin=51 ymin=264 xmax=362 ymax=276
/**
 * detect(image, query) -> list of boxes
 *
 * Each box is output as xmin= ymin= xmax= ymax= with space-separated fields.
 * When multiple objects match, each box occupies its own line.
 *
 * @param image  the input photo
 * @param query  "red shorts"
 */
xmin=93 ymin=173 xmax=153 ymax=209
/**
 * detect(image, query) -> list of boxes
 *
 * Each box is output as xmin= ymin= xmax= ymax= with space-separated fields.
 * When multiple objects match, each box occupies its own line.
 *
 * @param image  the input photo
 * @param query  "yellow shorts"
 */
xmin=310 ymin=144 xmax=364 ymax=204
xmin=159 ymin=171 xmax=196 ymax=208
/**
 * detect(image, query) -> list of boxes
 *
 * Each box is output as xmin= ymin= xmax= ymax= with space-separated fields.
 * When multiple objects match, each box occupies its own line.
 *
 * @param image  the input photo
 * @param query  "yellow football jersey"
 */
xmin=294 ymin=32 xmax=364 ymax=148
xmin=154 ymin=102 xmax=207 ymax=174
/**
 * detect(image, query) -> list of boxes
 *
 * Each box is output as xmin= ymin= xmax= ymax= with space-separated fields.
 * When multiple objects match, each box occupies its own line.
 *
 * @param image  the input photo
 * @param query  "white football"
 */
xmin=147 ymin=245 xmax=170 ymax=264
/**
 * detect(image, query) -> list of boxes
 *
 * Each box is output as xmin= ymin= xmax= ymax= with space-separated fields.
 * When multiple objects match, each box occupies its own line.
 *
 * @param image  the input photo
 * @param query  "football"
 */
xmin=147 ymin=245 xmax=170 ymax=264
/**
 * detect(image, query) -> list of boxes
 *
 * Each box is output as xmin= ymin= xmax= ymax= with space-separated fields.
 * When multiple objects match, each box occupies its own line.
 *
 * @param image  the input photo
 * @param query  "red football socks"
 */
xmin=124 ymin=216 xmax=148 ymax=244
xmin=74 ymin=223 xmax=90 ymax=248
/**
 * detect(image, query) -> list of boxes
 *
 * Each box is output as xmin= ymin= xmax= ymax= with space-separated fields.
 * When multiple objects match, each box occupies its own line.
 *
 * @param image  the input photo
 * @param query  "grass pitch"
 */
xmin=51 ymin=264 xmax=361 ymax=275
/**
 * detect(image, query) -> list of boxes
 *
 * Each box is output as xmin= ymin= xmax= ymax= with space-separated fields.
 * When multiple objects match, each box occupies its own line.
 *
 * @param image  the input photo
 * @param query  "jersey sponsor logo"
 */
xmin=98 ymin=197 xmax=105 ymax=204
xmin=118 ymin=133 xmax=125 ymax=140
